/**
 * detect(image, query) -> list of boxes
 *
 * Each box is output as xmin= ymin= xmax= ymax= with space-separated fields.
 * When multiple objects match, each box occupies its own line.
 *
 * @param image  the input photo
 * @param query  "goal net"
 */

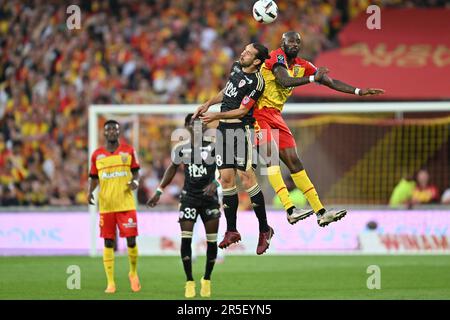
xmin=88 ymin=102 xmax=450 ymax=255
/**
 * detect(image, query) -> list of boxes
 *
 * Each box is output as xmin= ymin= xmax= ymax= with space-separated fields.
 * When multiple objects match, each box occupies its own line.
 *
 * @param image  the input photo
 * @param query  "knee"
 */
xmin=286 ymin=155 xmax=303 ymax=173
xmin=239 ymin=172 xmax=256 ymax=190
xmin=220 ymin=175 xmax=235 ymax=188
xmin=127 ymin=237 xmax=136 ymax=248
xmin=104 ymin=238 xmax=115 ymax=248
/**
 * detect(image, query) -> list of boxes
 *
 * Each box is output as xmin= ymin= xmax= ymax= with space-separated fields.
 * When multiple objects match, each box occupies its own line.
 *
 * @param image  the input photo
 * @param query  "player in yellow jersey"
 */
xmin=88 ymin=120 xmax=141 ymax=294
xmin=255 ymin=31 xmax=385 ymax=227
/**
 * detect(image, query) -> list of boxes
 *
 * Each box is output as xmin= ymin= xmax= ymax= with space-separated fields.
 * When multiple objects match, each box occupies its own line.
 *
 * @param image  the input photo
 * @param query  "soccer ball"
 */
xmin=253 ymin=0 xmax=278 ymax=24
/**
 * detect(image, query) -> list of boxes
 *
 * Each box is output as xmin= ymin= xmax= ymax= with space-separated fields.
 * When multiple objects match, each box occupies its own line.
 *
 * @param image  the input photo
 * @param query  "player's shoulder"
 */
xmin=173 ymin=139 xmax=191 ymax=152
xmin=268 ymin=48 xmax=286 ymax=62
xmin=263 ymin=48 xmax=287 ymax=70
xmin=295 ymin=57 xmax=316 ymax=69
xmin=91 ymin=147 xmax=106 ymax=158
xmin=118 ymin=143 xmax=135 ymax=153
xmin=252 ymin=70 xmax=265 ymax=90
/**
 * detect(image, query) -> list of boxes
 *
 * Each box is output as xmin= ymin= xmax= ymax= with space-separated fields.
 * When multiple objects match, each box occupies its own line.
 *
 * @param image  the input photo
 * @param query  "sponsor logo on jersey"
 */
xmin=188 ymin=164 xmax=207 ymax=178
xmin=224 ymin=81 xmax=238 ymax=98
xmin=101 ymin=171 xmax=128 ymax=179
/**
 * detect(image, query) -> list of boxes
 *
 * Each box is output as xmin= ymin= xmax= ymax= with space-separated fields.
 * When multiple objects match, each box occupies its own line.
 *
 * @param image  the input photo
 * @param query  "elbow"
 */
xmin=238 ymin=109 xmax=249 ymax=118
xmin=321 ymin=78 xmax=334 ymax=87
xmin=276 ymin=79 xmax=290 ymax=88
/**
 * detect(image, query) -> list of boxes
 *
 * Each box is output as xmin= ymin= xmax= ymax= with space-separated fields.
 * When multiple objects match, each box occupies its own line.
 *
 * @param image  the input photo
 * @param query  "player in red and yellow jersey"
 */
xmin=88 ymin=120 xmax=141 ymax=294
xmin=256 ymin=31 xmax=384 ymax=227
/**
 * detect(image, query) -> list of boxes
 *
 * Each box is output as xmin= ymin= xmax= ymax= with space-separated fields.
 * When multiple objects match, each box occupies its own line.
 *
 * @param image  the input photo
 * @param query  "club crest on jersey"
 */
xmin=119 ymin=152 xmax=129 ymax=163
xmin=201 ymin=151 xmax=208 ymax=160
xmin=238 ymin=79 xmax=246 ymax=88
xmin=293 ymin=66 xmax=300 ymax=77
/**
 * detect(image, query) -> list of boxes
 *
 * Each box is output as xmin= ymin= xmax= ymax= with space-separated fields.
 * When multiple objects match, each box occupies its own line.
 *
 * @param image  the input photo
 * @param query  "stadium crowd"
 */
xmin=0 ymin=0 xmax=448 ymax=206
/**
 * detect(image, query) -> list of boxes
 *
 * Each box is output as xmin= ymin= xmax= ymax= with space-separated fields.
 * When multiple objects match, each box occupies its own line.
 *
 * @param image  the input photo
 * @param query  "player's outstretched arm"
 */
xmin=199 ymin=105 xmax=250 ymax=124
xmin=88 ymin=177 xmax=99 ymax=205
xmin=146 ymin=163 xmax=179 ymax=207
xmin=193 ymin=89 xmax=225 ymax=119
xmin=319 ymin=74 xmax=385 ymax=96
xmin=273 ymin=65 xmax=329 ymax=88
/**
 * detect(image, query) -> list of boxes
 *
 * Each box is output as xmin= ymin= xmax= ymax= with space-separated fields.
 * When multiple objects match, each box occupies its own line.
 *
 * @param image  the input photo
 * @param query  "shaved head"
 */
xmin=281 ymin=31 xmax=301 ymax=59
xmin=282 ymin=31 xmax=300 ymax=42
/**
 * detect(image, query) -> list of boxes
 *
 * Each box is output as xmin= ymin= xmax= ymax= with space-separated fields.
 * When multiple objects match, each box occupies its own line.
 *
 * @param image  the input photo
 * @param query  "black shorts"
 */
xmin=216 ymin=121 xmax=256 ymax=171
xmin=178 ymin=201 xmax=221 ymax=223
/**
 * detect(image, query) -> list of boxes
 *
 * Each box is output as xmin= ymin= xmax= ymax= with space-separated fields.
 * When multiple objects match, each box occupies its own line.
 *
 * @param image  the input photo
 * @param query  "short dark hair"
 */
xmin=184 ymin=113 xmax=194 ymax=127
xmin=104 ymin=119 xmax=120 ymax=128
xmin=252 ymin=43 xmax=270 ymax=67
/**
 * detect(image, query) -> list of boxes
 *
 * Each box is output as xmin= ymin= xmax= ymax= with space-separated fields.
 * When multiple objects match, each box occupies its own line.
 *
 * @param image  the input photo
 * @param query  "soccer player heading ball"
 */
xmin=88 ymin=120 xmax=141 ymax=294
xmin=254 ymin=31 xmax=384 ymax=227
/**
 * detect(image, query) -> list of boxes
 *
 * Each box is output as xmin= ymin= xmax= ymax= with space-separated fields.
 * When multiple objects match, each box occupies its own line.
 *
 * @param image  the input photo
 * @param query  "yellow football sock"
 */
xmin=128 ymin=245 xmax=138 ymax=276
xmin=103 ymin=247 xmax=115 ymax=286
xmin=291 ymin=170 xmax=324 ymax=213
xmin=267 ymin=165 xmax=294 ymax=211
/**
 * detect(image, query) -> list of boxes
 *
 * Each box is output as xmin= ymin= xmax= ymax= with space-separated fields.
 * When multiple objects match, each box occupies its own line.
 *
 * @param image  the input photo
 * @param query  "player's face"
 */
xmin=104 ymin=123 xmax=120 ymax=142
xmin=282 ymin=34 xmax=301 ymax=58
xmin=239 ymin=44 xmax=259 ymax=68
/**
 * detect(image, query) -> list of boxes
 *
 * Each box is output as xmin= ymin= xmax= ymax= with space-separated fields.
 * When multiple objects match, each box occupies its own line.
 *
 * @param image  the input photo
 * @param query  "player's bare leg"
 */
xmin=180 ymin=220 xmax=196 ymax=298
xmin=126 ymin=236 xmax=141 ymax=292
xmin=103 ymin=238 xmax=116 ymax=293
xmin=218 ymin=168 xmax=241 ymax=249
xmin=280 ymin=147 xmax=347 ymax=226
xmin=201 ymin=218 xmax=219 ymax=297
xmin=261 ymin=139 xmax=314 ymax=224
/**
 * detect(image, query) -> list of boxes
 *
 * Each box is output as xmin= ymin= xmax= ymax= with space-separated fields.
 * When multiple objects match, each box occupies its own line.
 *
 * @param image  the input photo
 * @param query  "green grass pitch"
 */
xmin=1 ymin=255 xmax=449 ymax=300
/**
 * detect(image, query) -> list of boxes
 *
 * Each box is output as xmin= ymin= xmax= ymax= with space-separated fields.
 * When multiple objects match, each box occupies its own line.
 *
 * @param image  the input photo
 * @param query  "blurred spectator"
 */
xmin=440 ymin=188 xmax=450 ymax=205
xmin=411 ymin=169 xmax=440 ymax=205
xmin=0 ymin=0 xmax=445 ymax=207
xmin=389 ymin=176 xmax=416 ymax=208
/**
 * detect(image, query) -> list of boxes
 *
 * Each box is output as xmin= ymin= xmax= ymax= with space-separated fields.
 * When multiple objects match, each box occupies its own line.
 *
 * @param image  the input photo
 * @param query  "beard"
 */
xmin=283 ymin=46 xmax=299 ymax=59
xmin=239 ymin=59 xmax=252 ymax=68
